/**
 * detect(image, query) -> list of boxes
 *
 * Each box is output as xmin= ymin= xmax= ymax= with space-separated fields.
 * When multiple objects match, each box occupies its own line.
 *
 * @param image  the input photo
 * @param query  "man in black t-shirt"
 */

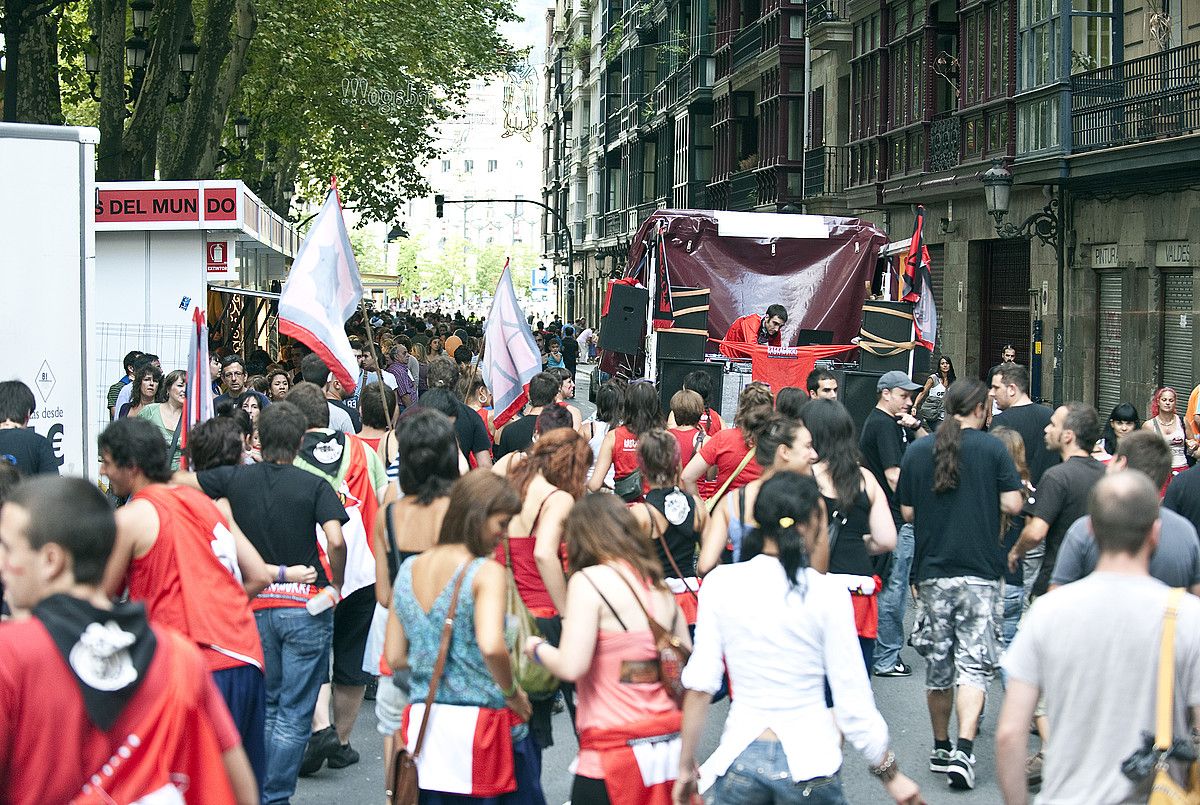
xmin=991 ymin=363 xmax=1058 ymax=484
xmin=1165 ymin=460 xmax=1200 ymax=535
xmin=0 ymin=381 xmax=59 ymax=476
xmin=858 ymin=370 xmax=925 ymax=678
xmin=493 ymin=372 xmax=560 ymax=461
xmin=426 ymin=357 xmax=492 ymax=467
xmin=1007 ymin=402 xmax=1105 ymax=599
xmin=897 ymin=378 xmax=1024 ymax=791
xmin=177 ymin=400 xmax=347 ymax=803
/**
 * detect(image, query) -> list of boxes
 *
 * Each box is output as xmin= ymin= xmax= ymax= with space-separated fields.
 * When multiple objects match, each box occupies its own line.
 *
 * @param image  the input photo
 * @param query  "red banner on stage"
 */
xmin=711 ymin=341 xmax=856 ymax=392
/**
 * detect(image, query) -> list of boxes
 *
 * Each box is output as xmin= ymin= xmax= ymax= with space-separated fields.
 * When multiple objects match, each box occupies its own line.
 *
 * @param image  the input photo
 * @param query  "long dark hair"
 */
xmin=934 ymin=354 xmax=957 ymax=385
xmin=1102 ymin=402 xmax=1141 ymax=456
xmin=396 ymin=408 xmax=459 ymax=504
xmin=933 ymin=378 xmax=989 ymax=493
xmin=742 ymin=471 xmax=823 ymax=590
xmin=753 ymin=413 xmax=799 ymax=469
xmin=595 ymin=381 xmax=624 ymax=426
xmin=564 ymin=494 xmax=665 ymax=588
xmin=799 ymin=399 xmax=861 ymax=509
xmin=623 ymin=381 xmax=665 ymax=436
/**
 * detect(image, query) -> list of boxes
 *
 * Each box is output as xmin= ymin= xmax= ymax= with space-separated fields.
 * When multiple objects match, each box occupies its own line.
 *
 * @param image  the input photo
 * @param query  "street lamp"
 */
xmin=130 ymin=0 xmax=154 ymax=31
xmin=178 ymin=31 xmax=200 ymax=77
xmin=234 ymin=113 xmax=251 ymax=145
xmin=125 ymin=34 xmax=149 ymax=70
xmin=84 ymin=35 xmax=100 ymax=100
xmin=981 ymin=158 xmax=1059 ymax=250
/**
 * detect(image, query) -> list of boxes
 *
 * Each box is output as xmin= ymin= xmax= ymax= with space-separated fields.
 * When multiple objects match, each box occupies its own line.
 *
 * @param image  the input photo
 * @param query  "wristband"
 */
xmin=500 ymin=679 xmax=519 ymax=698
xmin=531 ymin=640 xmax=545 ymax=666
xmin=869 ymin=749 xmax=898 ymax=782
xmin=276 ymin=564 xmax=287 ymax=584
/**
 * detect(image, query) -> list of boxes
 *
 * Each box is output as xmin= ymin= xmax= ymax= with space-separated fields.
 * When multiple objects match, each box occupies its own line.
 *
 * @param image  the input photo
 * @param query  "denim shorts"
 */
xmin=710 ymin=740 xmax=847 ymax=804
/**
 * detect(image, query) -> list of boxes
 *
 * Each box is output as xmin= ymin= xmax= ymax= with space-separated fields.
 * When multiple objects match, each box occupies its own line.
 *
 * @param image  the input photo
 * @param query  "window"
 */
xmin=441 ymin=159 xmax=451 ymax=172
xmin=1017 ymin=94 xmax=1059 ymax=152
xmin=1018 ymin=0 xmax=1061 ymax=90
xmin=849 ymin=11 xmax=883 ymax=185
xmin=787 ymin=99 xmax=803 ymax=160
xmin=963 ymin=2 xmax=1012 ymax=108
xmin=464 ymin=159 xmax=474 ymax=172
xmin=1070 ymin=0 xmax=1113 ymax=74
xmin=487 ymin=159 xmax=498 ymax=172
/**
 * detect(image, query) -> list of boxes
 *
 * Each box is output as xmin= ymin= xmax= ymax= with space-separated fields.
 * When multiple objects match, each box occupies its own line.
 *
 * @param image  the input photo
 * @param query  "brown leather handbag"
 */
xmin=389 ymin=564 xmax=469 ymax=805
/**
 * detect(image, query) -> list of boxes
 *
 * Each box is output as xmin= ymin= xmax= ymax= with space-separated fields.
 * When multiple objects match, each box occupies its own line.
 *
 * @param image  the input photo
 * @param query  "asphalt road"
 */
xmin=293 ymin=640 xmax=1018 ymax=804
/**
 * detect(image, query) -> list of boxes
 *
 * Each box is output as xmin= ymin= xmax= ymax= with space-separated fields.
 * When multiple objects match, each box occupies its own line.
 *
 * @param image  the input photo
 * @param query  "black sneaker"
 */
xmin=929 ymin=748 xmax=953 ymax=773
xmin=299 ymin=727 xmax=339 ymax=776
xmin=874 ymin=661 xmax=913 ymax=678
xmin=946 ymin=750 xmax=976 ymax=790
xmin=326 ymin=742 xmax=360 ymax=769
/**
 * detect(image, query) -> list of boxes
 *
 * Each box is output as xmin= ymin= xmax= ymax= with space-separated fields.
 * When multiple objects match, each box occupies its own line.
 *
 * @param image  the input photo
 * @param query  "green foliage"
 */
xmin=605 ymin=20 xmax=624 ymax=62
xmin=568 ymin=35 xmax=592 ymax=65
xmin=349 ymin=228 xmax=388 ymax=275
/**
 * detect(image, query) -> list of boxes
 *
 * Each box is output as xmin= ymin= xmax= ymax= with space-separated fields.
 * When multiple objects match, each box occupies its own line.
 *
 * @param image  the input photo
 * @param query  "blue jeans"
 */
xmin=256 ymin=606 xmax=333 ymax=804
xmin=999 ymin=581 xmax=1024 ymax=689
xmin=711 ymin=740 xmax=847 ymax=804
xmin=873 ymin=522 xmax=914 ymax=673
xmin=212 ymin=664 xmax=266 ymax=800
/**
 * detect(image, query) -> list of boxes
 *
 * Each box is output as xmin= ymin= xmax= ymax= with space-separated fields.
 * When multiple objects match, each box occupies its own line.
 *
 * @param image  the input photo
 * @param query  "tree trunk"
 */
xmin=95 ymin=0 xmax=128 ymax=180
xmin=2 ymin=0 xmax=67 ymax=123
xmin=120 ymin=0 xmax=190 ymax=177
xmin=198 ymin=0 xmax=255 ymax=175
xmin=159 ymin=0 xmax=238 ymax=178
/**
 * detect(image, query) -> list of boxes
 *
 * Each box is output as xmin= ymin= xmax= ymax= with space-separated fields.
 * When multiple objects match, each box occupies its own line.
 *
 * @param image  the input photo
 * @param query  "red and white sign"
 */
xmin=94 ymin=182 xmax=241 ymax=230
xmin=206 ymin=240 xmax=231 ymax=274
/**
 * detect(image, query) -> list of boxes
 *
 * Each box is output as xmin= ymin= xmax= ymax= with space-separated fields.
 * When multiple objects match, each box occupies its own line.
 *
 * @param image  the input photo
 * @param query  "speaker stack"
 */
xmin=833 ymin=368 xmax=886 ymax=433
xmin=657 ymin=358 xmax=724 ymax=415
xmin=598 ymin=283 xmax=648 ymax=355
xmin=656 ymin=286 xmax=710 ymax=362
xmin=858 ymin=300 xmax=916 ymax=375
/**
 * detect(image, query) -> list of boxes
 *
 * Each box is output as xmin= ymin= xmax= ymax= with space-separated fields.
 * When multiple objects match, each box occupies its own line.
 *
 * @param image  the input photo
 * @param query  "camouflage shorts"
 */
xmin=910 ymin=577 xmax=1003 ymax=691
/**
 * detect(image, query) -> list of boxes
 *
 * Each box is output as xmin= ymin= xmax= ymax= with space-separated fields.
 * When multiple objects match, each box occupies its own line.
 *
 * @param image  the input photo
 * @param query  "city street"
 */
xmin=294 ymin=642 xmax=1009 ymax=804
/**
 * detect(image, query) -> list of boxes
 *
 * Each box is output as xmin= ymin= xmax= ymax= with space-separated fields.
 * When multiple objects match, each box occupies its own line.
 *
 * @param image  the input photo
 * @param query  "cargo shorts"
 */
xmin=910 ymin=576 xmax=1004 ymax=691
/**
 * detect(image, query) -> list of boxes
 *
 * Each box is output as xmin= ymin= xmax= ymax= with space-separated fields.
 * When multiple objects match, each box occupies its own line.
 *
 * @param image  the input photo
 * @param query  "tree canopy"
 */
xmin=1 ymin=0 xmax=520 ymax=223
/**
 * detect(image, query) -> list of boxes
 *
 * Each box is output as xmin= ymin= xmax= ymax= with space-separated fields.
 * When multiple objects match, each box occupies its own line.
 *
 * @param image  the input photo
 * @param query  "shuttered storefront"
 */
xmin=981 ymin=239 xmax=1031 ymax=369
xmin=1162 ymin=272 xmax=1194 ymax=394
xmin=1096 ymin=272 xmax=1123 ymax=416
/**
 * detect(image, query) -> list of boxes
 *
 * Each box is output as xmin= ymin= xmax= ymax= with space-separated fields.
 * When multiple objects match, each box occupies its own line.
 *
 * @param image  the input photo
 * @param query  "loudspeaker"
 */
xmin=655 ymin=287 xmax=710 ymax=362
xmin=859 ymin=300 xmax=916 ymax=374
xmin=834 ymin=369 xmax=886 ymax=433
xmin=658 ymin=359 xmax=724 ymax=415
xmin=599 ymin=284 xmax=648 ymax=354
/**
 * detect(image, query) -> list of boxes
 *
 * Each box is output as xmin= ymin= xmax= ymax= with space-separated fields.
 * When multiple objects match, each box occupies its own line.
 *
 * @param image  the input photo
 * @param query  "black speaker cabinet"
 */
xmin=834 ymin=369 xmax=886 ymax=433
xmin=599 ymin=283 xmax=649 ymax=355
xmin=658 ymin=359 xmax=724 ymax=415
xmin=654 ymin=287 xmax=710 ymax=362
xmin=859 ymin=300 xmax=915 ymax=374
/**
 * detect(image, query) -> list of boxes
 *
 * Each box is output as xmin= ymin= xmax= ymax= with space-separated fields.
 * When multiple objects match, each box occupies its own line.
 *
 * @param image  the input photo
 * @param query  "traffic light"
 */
xmin=434 ymin=194 xmax=445 ymax=218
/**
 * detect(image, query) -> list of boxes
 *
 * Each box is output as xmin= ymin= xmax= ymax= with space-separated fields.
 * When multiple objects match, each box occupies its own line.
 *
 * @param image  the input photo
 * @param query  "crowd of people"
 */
xmin=2 ymin=312 xmax=1200 ymax=805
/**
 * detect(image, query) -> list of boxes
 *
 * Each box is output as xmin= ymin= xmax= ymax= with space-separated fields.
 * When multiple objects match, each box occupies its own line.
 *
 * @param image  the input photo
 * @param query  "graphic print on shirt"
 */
xmin=209 ymin=521 xmax=243 ymax=583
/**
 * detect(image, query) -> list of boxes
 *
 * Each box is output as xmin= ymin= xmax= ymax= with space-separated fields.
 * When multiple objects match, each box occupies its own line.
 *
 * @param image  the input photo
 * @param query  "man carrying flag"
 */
xmin=903 ymin=205 xmax=938 ymax=352
xmin=279 ymin=185 xmax=364 ymax=396
xmin=483 ymin=258 xmax=542 ymax=429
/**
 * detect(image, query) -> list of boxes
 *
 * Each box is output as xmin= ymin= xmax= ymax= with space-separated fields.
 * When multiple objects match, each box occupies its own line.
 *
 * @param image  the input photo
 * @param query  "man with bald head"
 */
xmin=997 ymin=470 xmax=1200 ymax=804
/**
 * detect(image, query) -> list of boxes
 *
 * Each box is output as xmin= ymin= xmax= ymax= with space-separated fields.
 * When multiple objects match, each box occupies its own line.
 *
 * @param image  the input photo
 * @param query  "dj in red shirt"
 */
xmin=719 ymin=304 xmax=789 ymax=358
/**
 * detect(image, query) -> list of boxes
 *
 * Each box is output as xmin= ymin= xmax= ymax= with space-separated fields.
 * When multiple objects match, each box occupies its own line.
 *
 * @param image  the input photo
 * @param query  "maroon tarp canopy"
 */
xmin=625 ymin=209 xmax=887 ymax=347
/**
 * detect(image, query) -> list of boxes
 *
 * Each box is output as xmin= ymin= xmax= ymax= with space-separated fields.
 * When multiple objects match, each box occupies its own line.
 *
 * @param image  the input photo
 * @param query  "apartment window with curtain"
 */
xmin=1069 ymin=0 xmax=1114 ymax=74
xmin=1018 ymin=0 xmax=1060 ymax=90
xmin=888 ymin=0 xmax=926 ymax=130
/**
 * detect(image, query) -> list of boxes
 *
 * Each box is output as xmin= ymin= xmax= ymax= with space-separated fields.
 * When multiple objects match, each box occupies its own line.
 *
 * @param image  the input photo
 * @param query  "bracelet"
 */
xmin=869 ymin=749 xmax=898 ymax=782
xmin=276 ymin=564 xmax=287 ymax=583
xmin=500 ymin=679 xmax=519 ymax=699
xmin=531 ymin=641 xmax=545 ymax=666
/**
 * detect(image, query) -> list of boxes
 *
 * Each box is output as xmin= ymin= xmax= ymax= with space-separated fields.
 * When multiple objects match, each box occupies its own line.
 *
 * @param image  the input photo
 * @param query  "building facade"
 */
xmin=545 ymin=0 xmax=1200 ymax=412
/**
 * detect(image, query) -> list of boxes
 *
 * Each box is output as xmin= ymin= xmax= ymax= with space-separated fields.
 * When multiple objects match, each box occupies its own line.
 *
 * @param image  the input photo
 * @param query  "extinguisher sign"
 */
xmin=206 ymin=240 xmax=231 ymax=274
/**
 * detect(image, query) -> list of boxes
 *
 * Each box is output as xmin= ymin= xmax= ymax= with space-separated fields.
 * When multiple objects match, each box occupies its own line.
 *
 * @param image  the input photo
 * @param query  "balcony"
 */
xmin=729 ymin=170 xmax=758 ymax=211
xmin=928 ymin=114 xmax=960 ymax=172
xmin=803 ymin=146 xmax=847 ymax=197
xmin=605 ymin=112 xmax=621 ymax=144
xmin=731 ymin=20 xmax=762 ymax=73
xmin=1072 ymin=41 xmax=1200 ymax=153
xmin=602 ymin=209 xmax=622 ymax=238
xmin=806 ymin=0 xmax=850 ymax=54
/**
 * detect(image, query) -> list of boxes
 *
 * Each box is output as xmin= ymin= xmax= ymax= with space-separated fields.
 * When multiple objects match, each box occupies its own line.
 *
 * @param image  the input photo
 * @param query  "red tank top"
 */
xmin=612 ymin=426 xmax=640 ymax=479
xmin=129 ymin=485 xmax=264 ymax=672
xmin=495 ymin=493 xmax=562 ymax=618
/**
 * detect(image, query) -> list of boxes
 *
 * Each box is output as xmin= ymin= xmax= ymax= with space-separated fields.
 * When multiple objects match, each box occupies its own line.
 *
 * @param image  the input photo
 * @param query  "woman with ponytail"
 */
xmin=675 ymin=472 xmax=924 ymax=805
xmin=894 ymin=378 xmax=1024 ymax=790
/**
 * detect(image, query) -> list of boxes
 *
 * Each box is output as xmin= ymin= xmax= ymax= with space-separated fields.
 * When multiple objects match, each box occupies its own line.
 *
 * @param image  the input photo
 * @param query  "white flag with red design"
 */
xmin=279 ymin=188 xmax=363 ymax=392
xmin=483 ymin=259 xmax=541 ymax=428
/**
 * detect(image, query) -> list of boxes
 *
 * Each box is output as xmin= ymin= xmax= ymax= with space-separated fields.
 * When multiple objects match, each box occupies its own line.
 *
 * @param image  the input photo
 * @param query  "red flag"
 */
xmin=902 ymin=205 xmax=937 ymax=351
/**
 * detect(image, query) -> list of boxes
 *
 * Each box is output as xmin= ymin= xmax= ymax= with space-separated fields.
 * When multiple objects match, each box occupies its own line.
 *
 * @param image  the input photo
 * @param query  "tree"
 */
xmin=7 ymin=0 xmax=519 ymax=223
